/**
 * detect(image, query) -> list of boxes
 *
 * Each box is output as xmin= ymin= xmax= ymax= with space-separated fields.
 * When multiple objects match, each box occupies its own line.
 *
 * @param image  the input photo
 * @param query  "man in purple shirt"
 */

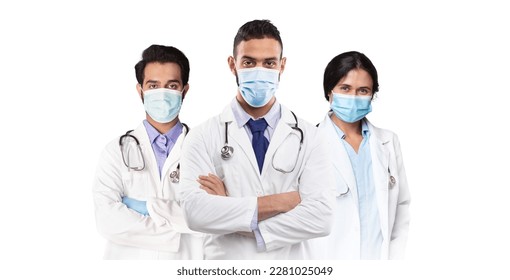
xmin=93 ymin=45 xmax=204 ymax=259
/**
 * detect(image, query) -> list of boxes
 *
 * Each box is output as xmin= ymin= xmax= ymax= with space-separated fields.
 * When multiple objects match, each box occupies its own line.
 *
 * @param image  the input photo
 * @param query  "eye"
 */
xmin=358 ymin=88 xmax=372 ymax=95
xmin=264 ymin=61 xmax=277 ymax=68
xmin=340 ymin=86 xmax=350 ymax=92
xmin=167 ymin=84 xmax=179 ymax=90
xmin=148 ymin=84 xmax=158 ymax=89
xmin=242 ymin=60 xmax=254 ymax=67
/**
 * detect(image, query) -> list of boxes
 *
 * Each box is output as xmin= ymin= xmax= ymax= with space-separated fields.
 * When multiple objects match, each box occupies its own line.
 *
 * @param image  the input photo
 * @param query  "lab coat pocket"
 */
xmin=121 ymin=170 xmax=151 ymax=198
xmin=335 ymin=177 xmax=350 ymax=198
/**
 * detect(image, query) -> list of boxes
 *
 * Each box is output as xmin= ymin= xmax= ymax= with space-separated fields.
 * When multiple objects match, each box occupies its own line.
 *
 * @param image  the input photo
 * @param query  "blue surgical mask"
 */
xmin=143 ymin=88 xmax=182 ymax=123
xmin=237 ymin=67 xmax=280 ymax=107
xmin=330 ymin=92 xmax=372 ymax=123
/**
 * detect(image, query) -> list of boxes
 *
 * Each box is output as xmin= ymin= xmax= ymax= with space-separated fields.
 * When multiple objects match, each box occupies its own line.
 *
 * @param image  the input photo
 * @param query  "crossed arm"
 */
xmin=198 ymin=174 xmax=301 ymax=222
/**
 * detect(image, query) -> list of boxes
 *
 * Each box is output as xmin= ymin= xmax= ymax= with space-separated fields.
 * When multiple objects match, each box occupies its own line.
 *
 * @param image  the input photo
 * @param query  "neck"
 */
xmin=146 ymin=115 xmax=179 ymax=134
xmin=330 ymin=113 xmax=362 ymax=137
xmin=236 ymin=92 xmax=275 ymax=119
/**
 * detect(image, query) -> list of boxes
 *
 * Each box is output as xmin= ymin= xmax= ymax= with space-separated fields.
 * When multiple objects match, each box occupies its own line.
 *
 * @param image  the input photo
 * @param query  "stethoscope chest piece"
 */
xmin=221 ymin=145 xmax=234 ymax=160
xmin=221 ymin=122 xmax=234 ymax=160
xmin=170 ymin=170 xmax=180 ymax=183
xmin=389 ymin=175 xmax=396 ymax=188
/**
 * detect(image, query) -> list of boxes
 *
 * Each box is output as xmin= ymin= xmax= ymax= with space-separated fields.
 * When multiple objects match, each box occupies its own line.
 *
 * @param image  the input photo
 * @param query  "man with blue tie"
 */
xmin=179 ymin=20 xmax=335 ymax=259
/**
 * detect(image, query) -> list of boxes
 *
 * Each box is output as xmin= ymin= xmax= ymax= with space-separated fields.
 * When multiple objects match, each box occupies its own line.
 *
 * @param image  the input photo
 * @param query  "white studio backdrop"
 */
xmin=0 ymin=0 xmax=509 ymax=278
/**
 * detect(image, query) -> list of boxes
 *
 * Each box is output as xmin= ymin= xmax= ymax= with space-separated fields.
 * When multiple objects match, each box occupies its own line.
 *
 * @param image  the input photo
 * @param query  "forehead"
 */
xmin=143 ymin=62 xmax=182 ymax=82
xmin=235 ymin=38 xmax=282 ymax=59
xmin=337 ymin=68 xmax=373 ymax=85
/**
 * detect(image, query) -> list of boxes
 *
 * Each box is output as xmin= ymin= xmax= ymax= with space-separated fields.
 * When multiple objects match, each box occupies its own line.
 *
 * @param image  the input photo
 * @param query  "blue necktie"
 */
xmin=247 ymin=118 xmax=269 ymax=173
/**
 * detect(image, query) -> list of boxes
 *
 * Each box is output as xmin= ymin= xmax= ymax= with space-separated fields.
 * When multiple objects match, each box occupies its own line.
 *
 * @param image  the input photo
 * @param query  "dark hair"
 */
xmin=134 ymin=44 xmax=190 ymax=86
xmin=233 ymin=19 xmax=283 ymax=58
xmin=323 ymin=51 xmax=379 ymax=101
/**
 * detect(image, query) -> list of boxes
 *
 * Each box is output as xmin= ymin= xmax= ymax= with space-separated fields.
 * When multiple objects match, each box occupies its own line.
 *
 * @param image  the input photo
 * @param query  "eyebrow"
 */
xmin=164 ymin=79 xmax=181 ymax=85
xmin=338 ymin=84 xmax=372 ymax=90
xmin=145 ymin=79 xmax=160 ymax=85
xmin=145 ymin=79 xmax=181 ymax=85
xmin=241 ymin=55 xmax=256 ymax=61
xmin=241 ymin=55 xmax=279 ymax=61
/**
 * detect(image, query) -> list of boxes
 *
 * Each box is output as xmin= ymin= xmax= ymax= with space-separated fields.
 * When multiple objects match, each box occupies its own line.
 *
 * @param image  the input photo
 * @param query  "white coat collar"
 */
xmin=320 ymin=113 xmax=359 ymax=206
xmin=131 ymin=122 xmax=187 ymax=185
xmin=219 ymin=98 xmax=295 ymax=125
xmin=320 ymin=113 xmax=394 ymax=241
xmin=366 ymin=119 xmax=392 ymax=241
xmin=219 ymin=101 xmax=298 ymax=177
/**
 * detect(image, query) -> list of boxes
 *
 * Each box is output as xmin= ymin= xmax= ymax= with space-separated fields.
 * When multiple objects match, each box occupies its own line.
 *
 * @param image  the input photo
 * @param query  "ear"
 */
xmin=228 ymin=56 xmax=237 ymax=75
xmin=279 ymin=57 xmax=287 ymax=74
xmin=182 ymin=84 xmax=190 ymax=100
xmin=136 ymin=83 xmax=143 ymax=101
xmin=328 ymin=92 xmax=333 ymax=103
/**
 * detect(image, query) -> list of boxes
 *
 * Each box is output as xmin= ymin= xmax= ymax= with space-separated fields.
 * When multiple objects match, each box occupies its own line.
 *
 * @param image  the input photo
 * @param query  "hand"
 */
xmin=122 ymin=196 xmax=149 ymax=216
xmin=198 ymin=173 xmax=227 ymax=196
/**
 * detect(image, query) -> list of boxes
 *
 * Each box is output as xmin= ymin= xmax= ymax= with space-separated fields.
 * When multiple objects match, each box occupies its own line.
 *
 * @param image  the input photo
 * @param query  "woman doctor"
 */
xmin=312 ymin=51 xmax=410 ymax=259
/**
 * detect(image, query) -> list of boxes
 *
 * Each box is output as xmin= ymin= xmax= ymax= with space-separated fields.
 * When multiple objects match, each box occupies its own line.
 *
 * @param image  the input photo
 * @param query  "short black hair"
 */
xmin=323 ymin=51 xmax=379 ymax=101
xmin=233 ymin=19 xmax=283 ymax=58
xmin=134 ymin=44 xmax=190 ymax=86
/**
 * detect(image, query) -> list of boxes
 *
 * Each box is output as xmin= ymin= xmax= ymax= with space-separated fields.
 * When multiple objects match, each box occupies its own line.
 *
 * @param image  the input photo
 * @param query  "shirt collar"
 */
xmin=331 ymin=116 xmax=370 ymax=139
xmin=230 ymin=97 xmax=281 ymax=129
xmin=143 ymin=119 xmax=183 ymax=144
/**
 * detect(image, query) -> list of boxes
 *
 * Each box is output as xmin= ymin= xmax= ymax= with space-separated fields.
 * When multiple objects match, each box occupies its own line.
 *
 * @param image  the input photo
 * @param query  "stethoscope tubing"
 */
xmin=119 ymin=123 xmax=189 ymax=182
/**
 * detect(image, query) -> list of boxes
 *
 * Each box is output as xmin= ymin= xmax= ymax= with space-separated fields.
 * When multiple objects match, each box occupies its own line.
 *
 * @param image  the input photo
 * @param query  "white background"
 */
xmin=1 ymin=0 xmax=509 ymax=279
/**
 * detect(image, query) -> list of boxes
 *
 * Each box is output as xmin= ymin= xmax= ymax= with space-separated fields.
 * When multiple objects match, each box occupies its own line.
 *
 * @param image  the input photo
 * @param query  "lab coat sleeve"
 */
xmin=145 ymin=197 xmax=194 ymax=233
xmin=179 ymin=124 xmax=258 ymax=234
xmin=258 ymin=128 xmax=335 ymax=251
xmin=92 ymin=141 xmax=180 ymax=252
xmin=389 ymin=134 xmax=411 ymax=259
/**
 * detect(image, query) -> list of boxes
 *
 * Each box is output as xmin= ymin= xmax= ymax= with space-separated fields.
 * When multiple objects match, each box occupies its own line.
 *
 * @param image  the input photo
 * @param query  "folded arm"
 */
xmin=199 ymin=173 xmax=301 ymax=221
xmin=257 ymin=131 xmax=336 ymax=251
xmin=93 ymin=143 xmax=181 ymax=252
xmin=179 ymin=126 xmax=258 ymax=234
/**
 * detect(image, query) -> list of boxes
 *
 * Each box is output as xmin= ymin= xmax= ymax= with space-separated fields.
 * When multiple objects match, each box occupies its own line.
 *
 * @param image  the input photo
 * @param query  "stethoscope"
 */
xmin=388 ymin=168 xmax=396 ymax=188
xmin=220 ymin=111 xmax=304 ymax=173
xmin=337 ymin=169 xmax=397 ymax=197
xmin=119 ymin=123 xmax=189 ymax=183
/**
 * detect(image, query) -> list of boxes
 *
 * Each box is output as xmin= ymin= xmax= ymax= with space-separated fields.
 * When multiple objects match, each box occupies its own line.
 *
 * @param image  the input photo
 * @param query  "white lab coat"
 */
xmin=310 ymin=114 xmax=410 ymax=260
xmin=93 ymin=122 xmax=204 ymax=259
xmin=179 ymin=103 xmax=335 ymax=260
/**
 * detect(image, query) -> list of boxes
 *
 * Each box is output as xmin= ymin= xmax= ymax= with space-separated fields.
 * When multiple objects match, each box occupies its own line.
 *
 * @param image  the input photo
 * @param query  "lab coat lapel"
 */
xmin=262 ymin=106 xmax=294 ymax=175
xmin=132 ymin=123 xmax=160 ymax=187
xmin=219 ymin=106 xmax=261 ymax=176
xmin=161 ymin=128 xmax=185 ymax=180
xmin=323 ymin=114 xmax=359 ymax=206
xmin=367 ymin=120 xmax=391 ymax=241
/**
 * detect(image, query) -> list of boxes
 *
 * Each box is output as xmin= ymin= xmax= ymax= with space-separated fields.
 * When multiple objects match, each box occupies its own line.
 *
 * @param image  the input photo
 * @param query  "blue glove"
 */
xmin=122 ymin=196 xmax=149 ymax=216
